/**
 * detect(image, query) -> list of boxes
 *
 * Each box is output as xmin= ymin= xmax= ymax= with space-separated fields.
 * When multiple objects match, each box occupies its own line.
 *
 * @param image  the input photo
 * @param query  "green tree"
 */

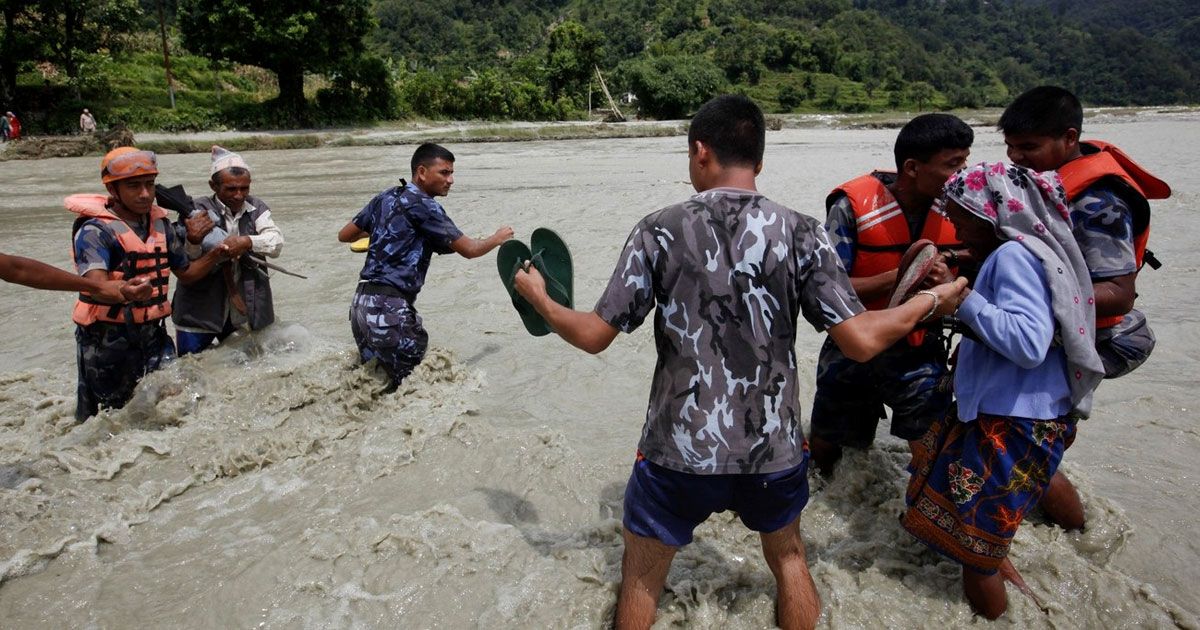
xmin=777 ymin=83 xmax=803 ymax=111
xmin=178 ymin=0 xmax=373 ymax=108
xmin=545 ymin=20 xmax=603 ymax=104
xmin=907 ymin=81 xmax=936 ymax=110
xmin=616 ymin=54 xmax=726 ymax=119
xmin=15 ymin=0 xmax=141 ymax=99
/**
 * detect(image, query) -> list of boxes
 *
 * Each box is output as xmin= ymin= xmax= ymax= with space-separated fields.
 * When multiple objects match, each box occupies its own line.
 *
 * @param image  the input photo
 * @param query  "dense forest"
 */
xmin=1 ymin=0 xmax=1197 ymax=132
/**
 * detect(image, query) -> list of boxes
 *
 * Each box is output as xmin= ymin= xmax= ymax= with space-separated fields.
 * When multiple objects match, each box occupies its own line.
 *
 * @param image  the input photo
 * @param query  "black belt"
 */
xmin=357 ymin=282 xmax=415 ymax=302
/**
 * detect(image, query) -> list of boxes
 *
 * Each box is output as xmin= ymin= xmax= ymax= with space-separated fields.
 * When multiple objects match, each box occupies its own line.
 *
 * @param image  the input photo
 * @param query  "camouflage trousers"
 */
xmin=75 ymin=320 xmax=176 ymax=422
xmin=349 ymin=289 xmax=428 ymax=386
xmin=811 ymin=332 xmax=951 ymax=446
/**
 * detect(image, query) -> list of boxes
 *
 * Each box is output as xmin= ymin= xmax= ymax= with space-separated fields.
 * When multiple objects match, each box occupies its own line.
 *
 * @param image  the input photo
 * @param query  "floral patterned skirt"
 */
xmin=900 ymin=412 xmax=1075 ymax=574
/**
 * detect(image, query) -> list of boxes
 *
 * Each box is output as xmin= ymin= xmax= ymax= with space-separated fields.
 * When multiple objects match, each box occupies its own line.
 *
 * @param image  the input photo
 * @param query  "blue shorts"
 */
xmin=623 ymin=454 xmax=810 ymax=547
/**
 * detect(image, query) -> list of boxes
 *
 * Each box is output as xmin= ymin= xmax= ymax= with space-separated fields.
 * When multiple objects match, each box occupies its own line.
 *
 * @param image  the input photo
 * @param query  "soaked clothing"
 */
xmin=74 ymin=213 xmax=189 ymax=422
xmin=811 ymin=333 xmax=951 ymax=446
xmin=75 ymin=321 xmax=176 ymax=422
xmin=175 ymin=194 xmax=283 ymax=341
xmin=901 ymin=412 xmax=1075 ymax=574
xmin=348 ymin=181 xmax=460 ymax=385
xmin=594 ymin=187 xmax=863 ymax=475
xmin=811 ymin=192 xmax=951 ymax=447
xmin=352 ymin=181 xmax=464 ymax=295
xmin=623 ymin=452 xmax=810 ymax=546
xmin=349 ymin=289 xmax=428 ymax=385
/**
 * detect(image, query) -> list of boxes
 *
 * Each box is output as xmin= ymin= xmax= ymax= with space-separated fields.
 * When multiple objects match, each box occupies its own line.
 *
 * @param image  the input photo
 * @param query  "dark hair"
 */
xmin=893 ymin=113 xmax=973 ymax=169
xmin=211 ymin=166 xmax=250 ymax=184
xmin=411 ymin=143 xmax=455 ymax=175
xmin=998 ymin=85 xmax=1082 ymax=137
xmin=687 ymin=95 xmax=765 ymax=168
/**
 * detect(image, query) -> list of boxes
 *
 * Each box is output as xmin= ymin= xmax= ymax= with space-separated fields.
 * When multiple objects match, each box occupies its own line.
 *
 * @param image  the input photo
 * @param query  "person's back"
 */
xmin=512 ymin=94 xmax=967 ymax=629
xmin=998 ymin=85 xmax=1169 ymax=530
xmin=602 ymin=188 xmax=853 ymax=474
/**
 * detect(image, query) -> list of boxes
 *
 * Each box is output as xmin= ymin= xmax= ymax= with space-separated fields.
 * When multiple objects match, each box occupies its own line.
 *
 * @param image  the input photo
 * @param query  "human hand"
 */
xmin=118 ymin=276 xmax=154 ymax=302
xmin=513 ymin=263 xmax=547 ymax=304
xmin=221 ymin=235 xmax=253 ymax=258
xmin=921 ymin=260 xmax=955 ymax=288
xmin=185 ymin=213 xmax=215 ymax=244
xmin=928 ymin=277 xmax=969 ymax=317
xmin=494 ymin=226 xmax=515 ymax=242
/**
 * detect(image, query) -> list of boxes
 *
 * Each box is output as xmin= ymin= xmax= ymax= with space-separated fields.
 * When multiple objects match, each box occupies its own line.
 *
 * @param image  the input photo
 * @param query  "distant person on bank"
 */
xmin=6 ymin=111 xmax=20 ymax=140
xmin=1 ymin=112 xmax=9 ymax=141
xmin=998 ymin=85 xmax=1170 ymax=530
xmin=80 ymin=108 xmax=97 ymax=134
xmin=337 ymin=143 xmax=513 ymax=387
xmin=68 ymin=147 xmax=232 ymax=422
xmin=512 ymin=95 xmax=967 ymax=630
xmin=173 ymin=146 xmax=284 ymax=355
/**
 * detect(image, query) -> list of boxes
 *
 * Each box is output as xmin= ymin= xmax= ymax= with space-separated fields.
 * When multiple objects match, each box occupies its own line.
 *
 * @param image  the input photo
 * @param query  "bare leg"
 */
xmin=963 ymin=565 xmax=1007 ymax=620
xmin=760 ymin=515 xmax=821 ymax=630
xmin=808 ymin=435 xmax=841 ymax=478
xmin=1038 ymin=470 xmax=1085 ymax=530
xmin=615 ymin=529 xmax=676 ymax=630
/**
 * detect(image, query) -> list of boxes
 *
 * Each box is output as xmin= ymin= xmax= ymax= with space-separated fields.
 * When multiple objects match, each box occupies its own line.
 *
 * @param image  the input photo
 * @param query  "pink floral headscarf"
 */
xmin=944 ymin=161 xmax=1104 ymax=417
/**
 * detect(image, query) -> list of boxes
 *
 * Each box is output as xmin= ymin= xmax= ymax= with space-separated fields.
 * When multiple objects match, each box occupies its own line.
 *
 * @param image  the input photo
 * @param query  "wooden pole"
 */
xmin=157 ymin=0 xmax=176 ymax=109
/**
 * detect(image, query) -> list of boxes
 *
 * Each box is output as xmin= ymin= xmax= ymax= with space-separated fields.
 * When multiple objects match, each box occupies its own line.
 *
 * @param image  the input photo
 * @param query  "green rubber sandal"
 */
xmin=531 ymin=228 xmax=574 ymax=309
xmin=496 ymin=239 xmax=551 ymax=337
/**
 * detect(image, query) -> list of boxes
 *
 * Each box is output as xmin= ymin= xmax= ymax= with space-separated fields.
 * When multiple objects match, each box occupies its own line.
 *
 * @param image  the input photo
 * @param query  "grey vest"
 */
xmin=171 ymin=195 xmax=275 ymax=333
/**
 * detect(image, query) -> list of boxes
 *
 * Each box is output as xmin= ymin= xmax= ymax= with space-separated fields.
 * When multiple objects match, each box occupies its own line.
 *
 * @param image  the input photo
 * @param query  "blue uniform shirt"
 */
xmin=352 ymin=181 xmax=464 ymax=297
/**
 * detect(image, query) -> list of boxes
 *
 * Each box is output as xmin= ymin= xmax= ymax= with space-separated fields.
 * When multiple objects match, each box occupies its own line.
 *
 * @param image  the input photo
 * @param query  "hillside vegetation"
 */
xmin=2 ymin=0 xmax=1196 ymax=133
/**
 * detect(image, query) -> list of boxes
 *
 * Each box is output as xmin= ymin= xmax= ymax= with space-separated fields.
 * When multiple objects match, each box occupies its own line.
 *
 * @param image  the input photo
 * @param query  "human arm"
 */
xmin=1071 ymin=185 xmax=1137 ymax=318
xmin=826 ymin=278 xmax=967 ymax=362
xmin=1093 ymin=272 xmax=1136 ymax=318
xmin=449 ymin=226 xmax=515 ymax=259
xmin=0 ymin=253 xmax=151 ymax=302
xmin=513 ymin=265 xmax=619 ymax=354
xmin=955 ymin=245 xmax=1056 ymax=369
xmin=244 ymin=199 xmax=284 ymax=257
xmin=338 ymin=221 xmax=367 ymax=243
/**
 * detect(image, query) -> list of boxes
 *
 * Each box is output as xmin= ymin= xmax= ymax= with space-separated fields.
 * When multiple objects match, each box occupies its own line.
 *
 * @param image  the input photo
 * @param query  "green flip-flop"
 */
xmin=496 ymin=239 xmax=551 ymax=337
xmin=531 ymin=228 xmax=574 ymax=309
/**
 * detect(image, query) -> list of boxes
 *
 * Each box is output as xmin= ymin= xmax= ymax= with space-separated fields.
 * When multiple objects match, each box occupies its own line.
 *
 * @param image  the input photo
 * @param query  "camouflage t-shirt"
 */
xmin=595 ymin=188 xmax=864 ymax=475
xmin=353 ymin=181 xmax=464 ymax=296
xmin=1070 ymin=181 xmax=1136 ymax=280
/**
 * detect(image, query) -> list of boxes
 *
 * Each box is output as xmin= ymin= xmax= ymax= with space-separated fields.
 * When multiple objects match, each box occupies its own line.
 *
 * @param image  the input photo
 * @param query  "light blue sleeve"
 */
xmin=956 ymin=244 xmax=1055 ymax=369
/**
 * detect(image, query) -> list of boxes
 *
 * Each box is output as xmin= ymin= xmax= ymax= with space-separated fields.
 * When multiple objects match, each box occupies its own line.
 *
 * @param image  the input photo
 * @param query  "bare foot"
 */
xmin=999 ymin=558 xmax=1048 ymax=613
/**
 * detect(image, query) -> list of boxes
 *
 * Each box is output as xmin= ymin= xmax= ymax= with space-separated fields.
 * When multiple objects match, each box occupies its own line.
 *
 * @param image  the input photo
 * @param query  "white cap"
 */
xmin=210 ymin=145 xmax=249 ymax=176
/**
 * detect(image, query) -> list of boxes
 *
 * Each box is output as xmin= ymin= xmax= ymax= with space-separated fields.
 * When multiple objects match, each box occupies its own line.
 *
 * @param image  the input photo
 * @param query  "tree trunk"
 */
xmin=1 ymin=1 xmax=19 ymax=106
xmin=275 ymin=63 xmax=305 ymax=109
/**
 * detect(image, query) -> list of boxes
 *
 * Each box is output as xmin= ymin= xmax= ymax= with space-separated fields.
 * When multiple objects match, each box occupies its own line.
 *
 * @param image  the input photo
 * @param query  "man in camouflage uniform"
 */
xmin=72 ymin=148 xmax=231 ymax=421
xmin=337 ymin=143 xmax=513 ymax=387
xmin=513 ymin=95 xmax=967 ymax=629
xmin=1000 ymin=85 xmax=1165 ymax=530
xmin=810 ymin=113 xmax=973 ymax=475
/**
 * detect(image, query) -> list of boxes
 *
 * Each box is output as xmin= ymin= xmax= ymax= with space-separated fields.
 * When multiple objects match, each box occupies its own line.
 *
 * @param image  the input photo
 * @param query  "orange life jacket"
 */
xmin=1058 ymin=141 xmax=1170 ymax=328
xmin=66 ymin=194 xmax=172 ymax=326
xmin=828 ymin=172 xmax=962 ymax=311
